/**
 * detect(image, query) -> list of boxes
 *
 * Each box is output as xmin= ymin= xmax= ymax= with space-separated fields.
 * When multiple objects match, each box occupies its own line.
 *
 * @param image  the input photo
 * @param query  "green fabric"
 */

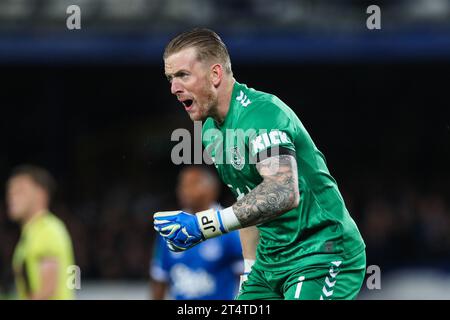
xmin=202 ymin=81 xmax=365 ymax=272
xmin=237 ymin=250 xmax=366 ymax=300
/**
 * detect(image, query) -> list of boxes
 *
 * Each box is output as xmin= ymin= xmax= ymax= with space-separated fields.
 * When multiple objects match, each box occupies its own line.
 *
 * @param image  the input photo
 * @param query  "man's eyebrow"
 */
xmin=173 ymin=70 xmax=189 ymax=76
xmin=165 ymin=70 xmax=189 ymax=82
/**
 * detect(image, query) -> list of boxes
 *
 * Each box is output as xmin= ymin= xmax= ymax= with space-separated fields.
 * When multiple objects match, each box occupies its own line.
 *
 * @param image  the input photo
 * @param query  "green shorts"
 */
xmin=236 ymin=250 xmax=366 ymax=300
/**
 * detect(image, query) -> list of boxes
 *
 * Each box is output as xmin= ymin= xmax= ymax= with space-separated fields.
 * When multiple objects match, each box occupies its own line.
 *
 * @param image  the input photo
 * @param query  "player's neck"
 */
xmin=21 ymin=207 xmax=47 ymax=228
xmin=212 ymin=77 xmax=235 ymax=125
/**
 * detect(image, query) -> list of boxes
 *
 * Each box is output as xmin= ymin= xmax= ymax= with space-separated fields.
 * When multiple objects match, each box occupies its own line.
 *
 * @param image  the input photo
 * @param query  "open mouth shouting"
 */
xmin=180 ymin=98 xmax=194 ymax=111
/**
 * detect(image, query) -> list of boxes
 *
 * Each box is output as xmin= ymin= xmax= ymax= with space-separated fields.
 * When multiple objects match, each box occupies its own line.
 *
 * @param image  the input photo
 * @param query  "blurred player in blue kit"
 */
xmin=150 ymin=166 xmax=243 ymax=300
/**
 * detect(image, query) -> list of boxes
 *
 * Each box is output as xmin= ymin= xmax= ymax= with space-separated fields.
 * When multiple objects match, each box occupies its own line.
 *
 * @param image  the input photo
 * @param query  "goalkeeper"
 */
xmin=154 ymin=28 xmax=366 ymax=300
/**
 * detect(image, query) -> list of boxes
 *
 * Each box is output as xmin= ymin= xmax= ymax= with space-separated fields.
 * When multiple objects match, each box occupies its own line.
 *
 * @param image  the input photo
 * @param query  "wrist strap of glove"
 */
xmin=196 ymin=207 xmax=241 ymax=239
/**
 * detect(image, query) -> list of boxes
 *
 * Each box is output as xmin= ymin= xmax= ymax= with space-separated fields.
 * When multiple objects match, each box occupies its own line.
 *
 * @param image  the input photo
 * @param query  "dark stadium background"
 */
xmin=0 ymin=0 xmax=449 ymax=299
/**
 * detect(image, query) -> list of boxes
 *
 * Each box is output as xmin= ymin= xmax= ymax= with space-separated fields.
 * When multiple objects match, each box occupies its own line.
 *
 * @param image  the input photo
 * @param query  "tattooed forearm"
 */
xmin=232 ymin=154 xmax=300 ymax=228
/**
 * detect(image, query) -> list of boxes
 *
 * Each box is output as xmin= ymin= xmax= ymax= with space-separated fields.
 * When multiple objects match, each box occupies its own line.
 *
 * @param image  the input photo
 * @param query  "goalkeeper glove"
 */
xmin=153 ymin=207 xmax=241 ymax=252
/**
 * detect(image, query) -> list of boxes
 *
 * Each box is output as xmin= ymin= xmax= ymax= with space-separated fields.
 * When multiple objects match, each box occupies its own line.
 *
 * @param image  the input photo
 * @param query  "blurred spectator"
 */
xmin=416 ymin=194 xmax=450 ymax=261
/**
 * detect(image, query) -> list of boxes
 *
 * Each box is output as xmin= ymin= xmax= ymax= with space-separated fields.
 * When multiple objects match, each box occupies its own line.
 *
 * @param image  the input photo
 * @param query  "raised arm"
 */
xmin=233 ymin=154 xmax=300 ymax=228
xmin=235 ymin=154 xmax=299 ymax=285
xmin=153 ymin=155 xmax=300 ymax=252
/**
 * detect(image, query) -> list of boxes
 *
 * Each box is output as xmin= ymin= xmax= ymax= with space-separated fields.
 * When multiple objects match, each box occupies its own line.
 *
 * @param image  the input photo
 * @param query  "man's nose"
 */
xmin=171 ymin=80 xmax=183 ymax=95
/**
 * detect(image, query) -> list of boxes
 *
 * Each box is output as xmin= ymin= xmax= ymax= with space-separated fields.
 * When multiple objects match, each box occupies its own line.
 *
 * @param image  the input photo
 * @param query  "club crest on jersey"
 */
xmin=229 ymin=146 xmax=245 ymax=170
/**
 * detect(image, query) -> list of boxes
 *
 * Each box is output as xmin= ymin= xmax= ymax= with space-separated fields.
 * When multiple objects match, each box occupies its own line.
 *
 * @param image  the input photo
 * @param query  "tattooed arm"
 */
xmin=153 ymin=155 xmax=299 ymax=253
xmin=232 ymin=154 xmax=300 ymax=228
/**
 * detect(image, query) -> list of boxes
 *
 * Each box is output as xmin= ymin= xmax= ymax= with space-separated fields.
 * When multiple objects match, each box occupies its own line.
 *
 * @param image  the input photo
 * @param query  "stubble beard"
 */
xmin=192 ymin=87 xmax=218 ymax=122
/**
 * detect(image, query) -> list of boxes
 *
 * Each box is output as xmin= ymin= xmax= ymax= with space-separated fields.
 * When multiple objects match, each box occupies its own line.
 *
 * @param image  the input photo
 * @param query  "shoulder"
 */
xmin=32 ymin=213 xmax=70 ymax=242
xmin=44 ymin=214 xmax=70 ymax=235
xmin=27 ymin=214 xmax=71 ymax=256
xmin=235 ymin=86 xmax=295 ymax=128
xmin=236 ymin=83 xmax=281 ymax=110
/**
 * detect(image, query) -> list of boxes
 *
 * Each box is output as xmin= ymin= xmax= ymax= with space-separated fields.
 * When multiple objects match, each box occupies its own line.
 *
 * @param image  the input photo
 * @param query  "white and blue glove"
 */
xmin=153 ymin=210 xmax=204 ymax=252
xmin=153 ymin=208 xmax=241 ymax=252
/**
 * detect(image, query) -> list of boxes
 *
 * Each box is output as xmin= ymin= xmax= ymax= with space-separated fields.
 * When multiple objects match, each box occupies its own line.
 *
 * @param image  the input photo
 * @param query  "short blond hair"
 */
xmin=164 ymin=28 xmax=232 ymax=74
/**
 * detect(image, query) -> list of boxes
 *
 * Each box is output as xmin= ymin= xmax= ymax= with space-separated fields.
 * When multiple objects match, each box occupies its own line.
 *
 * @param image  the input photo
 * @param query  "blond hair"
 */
xmin=164 ymin=28 xmax=232 ymax=75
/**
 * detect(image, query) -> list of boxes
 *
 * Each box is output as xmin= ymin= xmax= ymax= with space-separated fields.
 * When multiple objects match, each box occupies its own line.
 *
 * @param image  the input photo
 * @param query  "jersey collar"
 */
xmin=215 ymin=80 xmax=241 ymax=129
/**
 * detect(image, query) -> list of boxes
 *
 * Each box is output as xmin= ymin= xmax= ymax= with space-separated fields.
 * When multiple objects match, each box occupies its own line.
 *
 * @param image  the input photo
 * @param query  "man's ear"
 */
xmin=211 ymin=63 xmax=223 ymax=87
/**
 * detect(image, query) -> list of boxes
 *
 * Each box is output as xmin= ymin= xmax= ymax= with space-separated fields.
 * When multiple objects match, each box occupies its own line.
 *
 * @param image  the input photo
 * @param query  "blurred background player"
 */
xmin=6 ymin=165 xmax=75 ymax=300
xmin=150 ymin=166 xmax=243 ymax=300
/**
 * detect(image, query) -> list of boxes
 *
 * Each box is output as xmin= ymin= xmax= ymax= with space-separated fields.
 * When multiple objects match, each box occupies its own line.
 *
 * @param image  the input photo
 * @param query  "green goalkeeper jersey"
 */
xmin=202 ymin=81 xmax=365 ymax=272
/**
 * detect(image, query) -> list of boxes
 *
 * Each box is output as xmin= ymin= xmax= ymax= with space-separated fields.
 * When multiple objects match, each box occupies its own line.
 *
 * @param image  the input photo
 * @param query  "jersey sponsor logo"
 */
xmin=236 ymin=90 xmax=251 ymax=107
xmin=203 ymin=127 xmax=290 ymax=165
xmin=230 ymin=146 xmax=245 ymax=170
xmin=170 ymin=264 xmax=216 ymax=298
xmin=199 ymin=239 xmax=223 ymax=261
xmin=250 ymin=130 xmax=291 ymax=155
